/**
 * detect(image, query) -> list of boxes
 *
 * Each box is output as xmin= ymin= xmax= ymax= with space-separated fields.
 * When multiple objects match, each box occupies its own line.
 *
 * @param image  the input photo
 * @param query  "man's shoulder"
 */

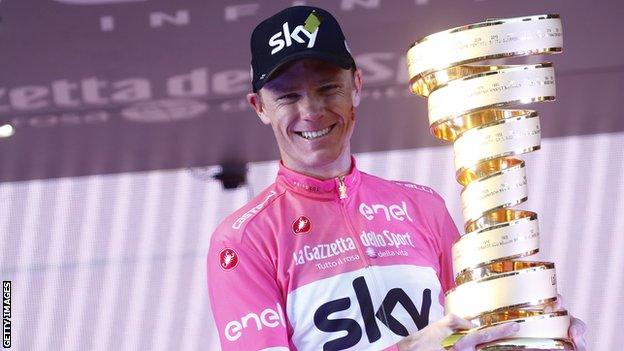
xmin=212 ymin=182 xmax=285 ymax=243
xmin=360 ymin=172 xmax=445 ymax=202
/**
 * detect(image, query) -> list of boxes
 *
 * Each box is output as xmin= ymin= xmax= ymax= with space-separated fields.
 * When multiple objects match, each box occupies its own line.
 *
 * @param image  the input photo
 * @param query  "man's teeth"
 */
xmin=300 ymin=126 xmax=332 ymax=140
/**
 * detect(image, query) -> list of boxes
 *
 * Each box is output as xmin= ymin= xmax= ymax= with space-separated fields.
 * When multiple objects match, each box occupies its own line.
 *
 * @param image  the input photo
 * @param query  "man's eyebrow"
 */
xmin=317 ymin=78 xmax=341 ymax=85
xmin=263 ymin=80 xmax=298 ymax=94
xmin=264 ymin=74 xmax=341 ymax=93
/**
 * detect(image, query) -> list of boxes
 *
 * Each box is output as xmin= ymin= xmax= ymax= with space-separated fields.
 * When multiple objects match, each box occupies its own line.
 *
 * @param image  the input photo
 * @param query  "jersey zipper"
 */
xmin=337 ymin=175 xmax=348 ymax=200
xmin=336 ymin=175 xmax=368 ymax=267
xmin=336 ymin=175 xmax=392 ymax=332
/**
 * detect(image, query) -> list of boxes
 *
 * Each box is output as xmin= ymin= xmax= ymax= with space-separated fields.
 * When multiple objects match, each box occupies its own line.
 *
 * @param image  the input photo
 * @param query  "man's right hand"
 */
xmin=397 ymin=314 xmax=520 ymax=351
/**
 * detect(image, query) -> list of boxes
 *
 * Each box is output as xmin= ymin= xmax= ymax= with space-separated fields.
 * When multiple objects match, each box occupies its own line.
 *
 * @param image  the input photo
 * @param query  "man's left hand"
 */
xmin=544 ymin=295 xmax=587 ymax=350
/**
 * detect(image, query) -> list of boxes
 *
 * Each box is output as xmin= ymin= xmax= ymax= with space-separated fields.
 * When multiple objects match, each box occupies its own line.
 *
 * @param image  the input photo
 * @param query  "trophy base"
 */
xmin=477 ymin=338 xmax=575 ymax=350
xmin=440 ymin=310 xmax=571 ymax=350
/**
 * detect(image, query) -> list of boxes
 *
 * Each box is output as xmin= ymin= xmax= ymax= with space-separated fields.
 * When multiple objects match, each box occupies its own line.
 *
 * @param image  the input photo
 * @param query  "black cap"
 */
xmin=250 ymin=6 xmax=356 ymax=92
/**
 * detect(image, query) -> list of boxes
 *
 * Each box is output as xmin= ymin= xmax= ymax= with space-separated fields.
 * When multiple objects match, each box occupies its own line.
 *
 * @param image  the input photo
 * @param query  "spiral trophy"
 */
xmin=407 ymin=15 xmax=574 ymax=350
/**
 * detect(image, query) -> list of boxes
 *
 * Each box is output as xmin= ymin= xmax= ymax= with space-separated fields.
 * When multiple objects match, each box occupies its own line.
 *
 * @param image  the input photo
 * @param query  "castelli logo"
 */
xmin=292 ymin=216 xmax=311 ymax=235
xmin=219 ymin=248 xmax=239 ymax=271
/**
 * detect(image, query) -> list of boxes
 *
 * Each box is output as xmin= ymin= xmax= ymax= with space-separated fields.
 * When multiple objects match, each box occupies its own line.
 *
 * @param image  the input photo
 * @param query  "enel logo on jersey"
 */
xmin=358 ymin=201 xmax=414 ymax=222
xmin=224 ymin=302 xmax=287 ymax=342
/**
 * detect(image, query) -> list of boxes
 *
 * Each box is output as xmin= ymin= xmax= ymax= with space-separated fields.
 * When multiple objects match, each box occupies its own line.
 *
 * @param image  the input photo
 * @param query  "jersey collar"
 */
xmin=277 ymin=156 xmax=361 ymax=200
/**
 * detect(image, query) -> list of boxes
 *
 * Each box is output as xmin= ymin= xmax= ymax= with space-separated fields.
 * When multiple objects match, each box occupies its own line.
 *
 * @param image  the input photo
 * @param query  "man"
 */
xmin=207 ymin=6 xmax=586 ymax=351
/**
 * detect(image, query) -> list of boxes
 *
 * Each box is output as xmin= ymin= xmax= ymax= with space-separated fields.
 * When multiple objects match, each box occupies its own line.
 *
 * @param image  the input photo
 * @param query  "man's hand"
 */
xmin=399 ymin=296 xmax=589 ymax=351
xmin=544 ymin=295 xmax=588 ymax=350
xmin=397 ymin=313 xmax=519 ymax=351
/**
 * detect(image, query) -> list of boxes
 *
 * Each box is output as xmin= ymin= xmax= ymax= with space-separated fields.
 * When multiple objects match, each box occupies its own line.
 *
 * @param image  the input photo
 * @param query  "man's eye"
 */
xmin=277 ymin=93 xmax=299 ymax=101
xmin=320 ymin=84 xmax=339 ymax=93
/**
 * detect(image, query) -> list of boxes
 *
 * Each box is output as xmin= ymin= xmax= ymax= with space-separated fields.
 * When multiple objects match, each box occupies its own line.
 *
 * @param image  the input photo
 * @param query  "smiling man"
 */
xmin=248 ymin=58 xmax=359 ymax=179
xmin=207 ymin=6 xmax=586 ymax=351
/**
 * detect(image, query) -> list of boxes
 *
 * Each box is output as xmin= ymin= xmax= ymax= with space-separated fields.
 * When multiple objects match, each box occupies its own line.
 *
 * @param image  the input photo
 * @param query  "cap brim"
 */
xmin=254 ymin=50 xmax=354 ymax=92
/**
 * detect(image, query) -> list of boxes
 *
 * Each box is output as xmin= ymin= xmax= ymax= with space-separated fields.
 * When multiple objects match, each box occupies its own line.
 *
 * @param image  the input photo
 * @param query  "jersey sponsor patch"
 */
xmin=223 ymin=302 xmax=287 ymax=342
xmin=219 ymin=248 xmax=239 ymax=271
xmin=292 ymin=215 xmax=312 ymax=235
xmin=292 ymin=237 xmax=359 ymax=268
xmin=287 ymin=265 xmax=444 ymax=351
xmin=358 ymin=201 xmax=414 ymax=222
xmin=360 ymin=229 xmax=415 ymax=249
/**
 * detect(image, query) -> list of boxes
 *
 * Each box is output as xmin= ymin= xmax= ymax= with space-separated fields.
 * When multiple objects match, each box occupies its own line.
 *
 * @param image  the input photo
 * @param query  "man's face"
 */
xmin=247 ymin=59 xmax=362 ymax=176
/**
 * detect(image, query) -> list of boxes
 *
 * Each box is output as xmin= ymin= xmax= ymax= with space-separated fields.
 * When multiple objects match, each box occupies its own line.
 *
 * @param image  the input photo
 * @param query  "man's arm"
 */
xmin=207 ymin=229 xmax=292 ymax=351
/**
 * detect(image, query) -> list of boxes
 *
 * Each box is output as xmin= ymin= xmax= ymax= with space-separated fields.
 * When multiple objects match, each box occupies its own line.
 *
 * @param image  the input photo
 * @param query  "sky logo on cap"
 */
xmin=269 ymin=19 xmax=319 ymax=55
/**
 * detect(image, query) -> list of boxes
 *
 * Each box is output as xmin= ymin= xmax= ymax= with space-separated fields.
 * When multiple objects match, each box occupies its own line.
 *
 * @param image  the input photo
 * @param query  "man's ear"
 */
xmin=247 ymin=92 xmax=271 ymax=125
xmin=351 ymin=69 xmax=363 ymax=107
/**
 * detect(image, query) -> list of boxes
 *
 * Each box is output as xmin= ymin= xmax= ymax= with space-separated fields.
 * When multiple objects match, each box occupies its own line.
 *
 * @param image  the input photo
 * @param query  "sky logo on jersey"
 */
xmin=219 ymin=248 xmax=239 ymax=271
xmin=224 ymin=302 xmax=286 ymax=342
xmin=314 ymin=276 xmax=431 ymax=350
xmin=292 ymin=215 xmax=312 ymax=235
xmin=288 ymin=266 xmax=444 ymax=350
xmin=359 ymin=201 xmax=414 ymax=222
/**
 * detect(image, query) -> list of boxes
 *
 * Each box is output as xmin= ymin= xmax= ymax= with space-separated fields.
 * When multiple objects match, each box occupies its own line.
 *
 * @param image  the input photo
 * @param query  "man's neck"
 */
xmin=282 ymin=154 xmax=352 ymax=180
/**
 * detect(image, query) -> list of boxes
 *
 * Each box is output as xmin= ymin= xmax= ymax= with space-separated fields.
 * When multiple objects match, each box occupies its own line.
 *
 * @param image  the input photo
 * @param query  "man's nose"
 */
xmin=298 ymin=94 xmax=323 ymax=120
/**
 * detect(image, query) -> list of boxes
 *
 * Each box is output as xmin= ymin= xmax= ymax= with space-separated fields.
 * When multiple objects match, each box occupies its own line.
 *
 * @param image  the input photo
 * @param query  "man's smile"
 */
xmin=294 ymin=123 xmax=337 ymax=140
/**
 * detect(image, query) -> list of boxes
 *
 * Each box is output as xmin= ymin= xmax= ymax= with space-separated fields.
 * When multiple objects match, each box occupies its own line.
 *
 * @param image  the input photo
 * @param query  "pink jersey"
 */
xmin=207 ymin=157 xmax=459 ymax=351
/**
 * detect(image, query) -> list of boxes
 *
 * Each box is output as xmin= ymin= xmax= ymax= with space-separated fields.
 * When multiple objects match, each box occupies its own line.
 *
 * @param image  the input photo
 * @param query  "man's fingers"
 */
xmin=440 ymin=313 xmax=476 ymax=331
xmin=569 ymin=316 xmax=587 ymax=337
xmin=569 ymin=316 xmax=587 ymax=351
xmin=543 ymin=294 xmax=563 ymax=313
xmin=573 ymin=337 xmax=587 ymax=351
xmin=452 ymin=322 xmax=519 ymax=350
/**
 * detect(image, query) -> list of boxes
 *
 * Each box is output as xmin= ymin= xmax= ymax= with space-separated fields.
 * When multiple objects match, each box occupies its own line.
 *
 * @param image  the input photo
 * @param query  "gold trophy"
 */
xmin=406 ymin=15 xmax=575 ymax=350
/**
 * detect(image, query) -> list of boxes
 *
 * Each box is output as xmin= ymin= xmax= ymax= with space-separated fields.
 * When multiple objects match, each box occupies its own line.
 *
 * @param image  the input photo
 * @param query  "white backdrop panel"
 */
xmin=1 ymin=132 xmax=623 ymax=350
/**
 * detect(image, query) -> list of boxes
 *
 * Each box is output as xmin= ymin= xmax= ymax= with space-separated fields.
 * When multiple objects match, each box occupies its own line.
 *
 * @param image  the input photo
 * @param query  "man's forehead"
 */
xmin=263 ymin=59 xmax=346 ymax=92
